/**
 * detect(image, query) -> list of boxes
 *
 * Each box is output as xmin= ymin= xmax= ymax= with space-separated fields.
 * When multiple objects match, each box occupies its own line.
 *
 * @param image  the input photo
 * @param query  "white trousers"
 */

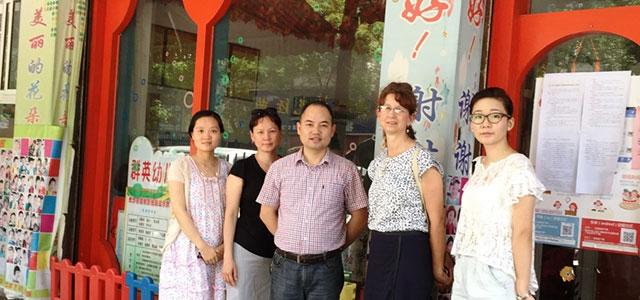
xmin=226 ymin=243 xmax=272 ymax=300
xmin=451 ymin=256 xmax=517 ymax=300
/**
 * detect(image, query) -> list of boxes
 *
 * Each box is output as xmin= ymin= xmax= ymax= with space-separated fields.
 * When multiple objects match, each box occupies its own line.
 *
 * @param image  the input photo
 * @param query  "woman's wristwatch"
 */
xmin=516 ymin=293 xmax=533 ymax=300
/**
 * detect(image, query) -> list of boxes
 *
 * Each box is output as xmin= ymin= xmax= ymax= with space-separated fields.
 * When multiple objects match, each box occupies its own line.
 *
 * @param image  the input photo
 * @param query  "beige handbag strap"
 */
xmin=411 ymin=149 xmax=428 ymax=221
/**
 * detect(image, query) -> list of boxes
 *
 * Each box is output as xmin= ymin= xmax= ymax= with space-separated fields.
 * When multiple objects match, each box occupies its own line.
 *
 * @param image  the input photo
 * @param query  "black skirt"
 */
xmin=364 ymin=230 xmax=433 ymax=300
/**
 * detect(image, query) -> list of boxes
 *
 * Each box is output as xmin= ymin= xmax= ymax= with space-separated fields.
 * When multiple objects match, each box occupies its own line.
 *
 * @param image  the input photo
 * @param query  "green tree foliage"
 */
xmin=535 ymin=34 xmax=640 ymax=76
xmin=223 ymin=0 xmax=384 ymax=129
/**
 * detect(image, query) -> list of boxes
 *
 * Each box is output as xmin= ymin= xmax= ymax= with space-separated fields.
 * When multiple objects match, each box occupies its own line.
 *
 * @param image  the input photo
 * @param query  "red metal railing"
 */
xmin=50 ymin=257 xmax=129 ymax=300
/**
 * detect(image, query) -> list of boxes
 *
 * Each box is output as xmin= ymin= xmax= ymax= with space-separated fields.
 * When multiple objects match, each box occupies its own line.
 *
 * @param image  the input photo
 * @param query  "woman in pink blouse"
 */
xmin=159 ymin=110 xmax=231 ymax=300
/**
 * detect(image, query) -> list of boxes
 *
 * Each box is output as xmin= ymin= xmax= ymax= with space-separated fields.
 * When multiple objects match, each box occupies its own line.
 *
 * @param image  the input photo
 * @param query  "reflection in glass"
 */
xmin=533 ymin=34 xmax=640 ymax=77
xmin=212 ymin=1 xmax=385 ymax=283
xmin=111 ymin=0 xmax=196 ymax=198
xmin=530 ymin=0 xmax=640 ymax=13
xmin=146 ymin=24 xmax=196 ymax=145
xmin=0 ymin=104 xmax=14 ymax=138
xmin=115 ymin=0 xmax=195 ymax=148
xmin=1 ymin=3 xmax=8 ymax=89
xmin=7 ymin=0 xmax=19 ymax=90
xmin=227 ymin=43 xmax=260 ymax=100
xmin=213 ymin=0 xmax=385 ymax=172
xmin=148 ymin=25 xmax=195 ymax=92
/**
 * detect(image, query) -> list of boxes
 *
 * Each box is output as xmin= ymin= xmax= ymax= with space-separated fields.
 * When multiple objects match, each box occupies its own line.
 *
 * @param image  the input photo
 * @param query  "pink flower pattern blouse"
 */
xmin=159 ymin=157 xmax=229 ymax=300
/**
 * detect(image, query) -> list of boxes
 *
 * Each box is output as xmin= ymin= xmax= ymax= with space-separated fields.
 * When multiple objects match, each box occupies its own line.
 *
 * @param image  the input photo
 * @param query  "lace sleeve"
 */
xmin=502 ymin=155 xmax=546 ymax=206
xmin=167 ymin=157 xmax=186 ymax=183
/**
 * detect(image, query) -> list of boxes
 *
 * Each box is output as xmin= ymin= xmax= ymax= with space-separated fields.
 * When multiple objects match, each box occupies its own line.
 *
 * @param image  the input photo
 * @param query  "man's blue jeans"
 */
xmin=270 ymin=251 xmax=343 ymax=300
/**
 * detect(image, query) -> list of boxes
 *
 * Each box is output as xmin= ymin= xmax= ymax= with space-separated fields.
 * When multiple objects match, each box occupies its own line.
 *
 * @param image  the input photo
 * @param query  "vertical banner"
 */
xmin=121 ymin=137 xmax=180 ymax=281
xmin=15 ymin=0 xmax=87 ymax=127
xmin=377 ymin=0 xmax=485 ymax=233
xmin=16 ymin=1 xmax=56 ymax=125
xmin=377 ymin=1 xmax=485 ymax=298
xmin=0 ymin=125 xmax=63 ymax=298
xmin=51 ymin=0 xmax=88 ymax=230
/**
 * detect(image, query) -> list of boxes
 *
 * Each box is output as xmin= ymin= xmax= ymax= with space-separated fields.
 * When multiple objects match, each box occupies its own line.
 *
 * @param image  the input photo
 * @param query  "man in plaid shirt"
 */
xmin=258 ymin=101 xmax=368 ymax=300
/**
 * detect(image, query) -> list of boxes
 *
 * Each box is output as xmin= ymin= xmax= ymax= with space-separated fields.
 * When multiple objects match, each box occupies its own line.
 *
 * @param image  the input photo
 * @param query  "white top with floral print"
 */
xmin=367 ymin=144 xmax=443 ymax=233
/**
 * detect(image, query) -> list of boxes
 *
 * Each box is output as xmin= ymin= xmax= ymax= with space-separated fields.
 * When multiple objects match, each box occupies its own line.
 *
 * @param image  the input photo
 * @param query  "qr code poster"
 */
xmin=580 ymin=218 xmax=640 ymax=255
xmin=535 ymin=213 xmax=580 ymax=248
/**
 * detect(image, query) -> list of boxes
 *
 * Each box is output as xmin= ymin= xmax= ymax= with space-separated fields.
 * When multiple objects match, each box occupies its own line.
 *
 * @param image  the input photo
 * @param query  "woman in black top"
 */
xmin=222 ymin=108 xmax=281 ymax=300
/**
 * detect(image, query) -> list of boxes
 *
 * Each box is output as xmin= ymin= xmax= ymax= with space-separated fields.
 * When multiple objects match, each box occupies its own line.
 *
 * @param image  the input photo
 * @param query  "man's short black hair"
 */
xmin=299 ymin=101 xmax=334 ymax=123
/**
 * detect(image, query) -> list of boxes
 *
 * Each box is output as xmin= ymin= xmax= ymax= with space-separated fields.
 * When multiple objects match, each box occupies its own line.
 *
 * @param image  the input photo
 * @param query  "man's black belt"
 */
xmin=275 ymin=247 xmax=342 ymax=264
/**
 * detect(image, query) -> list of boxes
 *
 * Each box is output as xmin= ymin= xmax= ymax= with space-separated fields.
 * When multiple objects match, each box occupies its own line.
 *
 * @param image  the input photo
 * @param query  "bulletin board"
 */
xmin=530 ymin=72 xmax=640 ymax=255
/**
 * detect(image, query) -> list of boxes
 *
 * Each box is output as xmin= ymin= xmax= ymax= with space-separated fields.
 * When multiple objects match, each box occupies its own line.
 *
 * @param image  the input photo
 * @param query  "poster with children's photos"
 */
xmin=0 ymin=125 xmax=63 ymax=298
xmin=0 ymin=139 xmax=14 ymax=284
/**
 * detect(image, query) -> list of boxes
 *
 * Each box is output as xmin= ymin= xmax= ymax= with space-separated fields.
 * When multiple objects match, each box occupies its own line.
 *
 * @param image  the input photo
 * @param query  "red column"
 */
xmin=78 ymin=0 xmax=137 ymax=269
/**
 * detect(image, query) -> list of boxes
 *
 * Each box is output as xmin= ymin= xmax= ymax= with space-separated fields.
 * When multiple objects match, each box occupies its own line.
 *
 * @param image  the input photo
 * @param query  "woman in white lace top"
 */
xmin=451 ymin=88 xmax=545 ymax=300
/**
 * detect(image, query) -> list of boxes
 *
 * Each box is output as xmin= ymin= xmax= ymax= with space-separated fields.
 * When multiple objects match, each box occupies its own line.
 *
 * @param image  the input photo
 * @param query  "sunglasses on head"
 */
xmin=251 ymin=107 xmax=278 ymax=117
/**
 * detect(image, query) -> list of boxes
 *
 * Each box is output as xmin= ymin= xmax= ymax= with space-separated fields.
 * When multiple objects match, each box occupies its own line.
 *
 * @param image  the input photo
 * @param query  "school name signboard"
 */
xmin=121 ymin=137 xmax=181 ymax=281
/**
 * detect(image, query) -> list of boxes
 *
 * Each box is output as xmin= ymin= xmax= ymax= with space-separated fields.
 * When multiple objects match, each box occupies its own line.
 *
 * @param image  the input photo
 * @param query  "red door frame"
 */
xmin=488 ymin=2 xmax=640 ymax=149
xmin=79 ymin=0 xmax=231 ymax=269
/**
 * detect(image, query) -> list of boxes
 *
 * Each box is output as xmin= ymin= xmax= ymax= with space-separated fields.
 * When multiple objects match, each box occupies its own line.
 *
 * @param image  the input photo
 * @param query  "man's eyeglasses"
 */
xmin=378 ymin=105 xmax=408 ymax=114
xmin=470 ymin=113 xmax=511 ymax=124
xmin=251 ymin=107 xmax=277 ymax=117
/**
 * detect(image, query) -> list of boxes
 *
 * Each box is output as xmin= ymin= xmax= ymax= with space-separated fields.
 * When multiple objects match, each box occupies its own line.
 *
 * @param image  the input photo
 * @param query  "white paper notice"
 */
xmin=535 ymin=74 xmax=585 ymax=193
xmin=576 ymin=72 xmax=630 ymax=194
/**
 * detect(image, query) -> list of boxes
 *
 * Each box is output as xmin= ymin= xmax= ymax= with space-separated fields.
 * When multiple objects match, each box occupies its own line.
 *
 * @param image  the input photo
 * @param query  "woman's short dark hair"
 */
xmin=378 ymin=82 xmax=417 ymax=140
xmin=470 ymin=87 xmax=514 ymax=117
xmin=300 ymin=101 xmax=334 ymax=123
xmin=188 ymin=110 xmax=225 ymax=137
xmin=249 ymin=107 xmax=282 ymax=131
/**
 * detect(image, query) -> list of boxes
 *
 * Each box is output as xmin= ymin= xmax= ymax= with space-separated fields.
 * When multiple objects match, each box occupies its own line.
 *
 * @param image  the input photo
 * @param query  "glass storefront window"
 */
xmin=520 ymin=34 xmax=640 ymax=299
xmin=0 ymin=104 xmax=13 ymax=137
xmin=530 ymin=0 xmax=640 ymax=13
xmin=532 ymin=34 xmax=640 ymax=77
xmin=0 ymin=0 xmax=19 ymax=91
xmin=0 ymin=4 xmax=5 ymax=89
xmin=106 ymin=1 xmax=386 ymax=276
xmin=6 ymin=0 xmax=17 ymax=90
xmin=209 ymin=2 xmax=385 ymax=282
xmin=211 ymin=0 xmax=385 ymax=175
xmin=111 ymin=0 xmax=196 ymax=196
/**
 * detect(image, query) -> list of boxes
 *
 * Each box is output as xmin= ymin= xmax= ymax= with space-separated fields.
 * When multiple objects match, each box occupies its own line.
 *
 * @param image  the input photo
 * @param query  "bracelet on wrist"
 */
xmin=516 ymin=293 xmax=532 ymax=300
